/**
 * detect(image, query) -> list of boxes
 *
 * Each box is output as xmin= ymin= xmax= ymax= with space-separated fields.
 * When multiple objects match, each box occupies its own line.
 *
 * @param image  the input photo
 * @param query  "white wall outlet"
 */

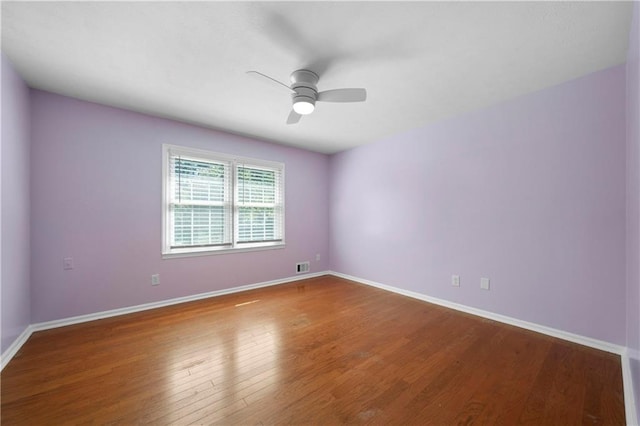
xmin=151 ymin=274 xmax=160 ymax=286
xmin=480 ymin=277 xmax=490 ymax=290
xmin=451 ymin=275 xmax=460 ymax=287
xmin=63 ymin=257 xmax=74 ymax=270
xmin=316 ymin=253 xmax=321 ymax=261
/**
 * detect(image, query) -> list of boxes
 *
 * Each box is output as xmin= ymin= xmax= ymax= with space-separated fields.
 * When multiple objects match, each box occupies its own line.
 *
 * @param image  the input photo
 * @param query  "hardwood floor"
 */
xmin=1 ymin=275 xmax=625 ymax=425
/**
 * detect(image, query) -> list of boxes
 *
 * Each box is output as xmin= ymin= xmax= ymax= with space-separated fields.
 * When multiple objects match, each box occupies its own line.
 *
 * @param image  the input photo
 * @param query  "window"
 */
xmin=162 ymin=144 xmax=284 ymax=257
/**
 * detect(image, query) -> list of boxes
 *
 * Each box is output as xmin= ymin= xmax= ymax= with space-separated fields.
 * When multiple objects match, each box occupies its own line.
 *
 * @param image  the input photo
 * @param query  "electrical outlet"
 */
xmin=316 ymin=253 xmax=321 ymax=261
xmin=480 ymin=277 xmax=490 ymax=290
xmin=63 ymin=257 xmax=74 ymax=270
xmin=151 ymin=274 xmax=160 ymax=286
xmin=451 ymin=275 xmax=460 ymax=287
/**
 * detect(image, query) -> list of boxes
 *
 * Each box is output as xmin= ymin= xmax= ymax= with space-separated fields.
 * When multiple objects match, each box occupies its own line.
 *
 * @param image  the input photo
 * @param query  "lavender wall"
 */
xmin=1 ymin=54 xmax=31 ymax=353
xmin=626 ymin=2 xmax=640 ymax=421
xmin=329 ymin=65 xmax=627 ymax=345
xmin=30 ymin=91 xmax=329 ymax=323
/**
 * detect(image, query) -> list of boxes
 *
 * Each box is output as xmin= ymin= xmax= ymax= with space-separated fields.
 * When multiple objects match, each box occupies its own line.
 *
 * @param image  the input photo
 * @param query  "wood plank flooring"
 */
xmin=1 ymin=275 xmax=625 ymax=425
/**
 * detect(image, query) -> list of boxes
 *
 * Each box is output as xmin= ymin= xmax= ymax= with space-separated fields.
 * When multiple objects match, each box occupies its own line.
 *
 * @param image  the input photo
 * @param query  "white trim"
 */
xmin=622 ymin=349 xmax=640 ymax=426
xmin=162 ymin=242 xmax=285 ymax=259
xmin=1 ymin=325 xmax=34 ymax=371
xmin=1 ymin=271 xmax=328 ymax=371
xmin=329 ymin=271 xmax=625 ymax=355
xmin=162 ymin=144 xmax=284 ymax=170
xmin=162 ymin=143 xmax=285 ymax=258
xmin=31 ymin=271 xmax=327 ymax=333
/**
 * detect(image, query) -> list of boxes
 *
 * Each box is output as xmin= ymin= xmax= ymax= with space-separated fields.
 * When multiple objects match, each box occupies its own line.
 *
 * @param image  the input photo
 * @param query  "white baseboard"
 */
xmin=622 ymin=349 xmax=639 ymax=426
xmin=1 ymin=271 xmax=329 ymax=371
xmin=1 ymin=325 xmax=34 ymax=370
xmin=329 ymin=271 xmax=625 ymax=354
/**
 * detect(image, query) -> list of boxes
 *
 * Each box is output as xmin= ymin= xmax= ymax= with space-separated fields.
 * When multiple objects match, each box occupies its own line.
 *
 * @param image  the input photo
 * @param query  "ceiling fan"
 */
xmin=247 ymin=69 xmax=367 ymax=124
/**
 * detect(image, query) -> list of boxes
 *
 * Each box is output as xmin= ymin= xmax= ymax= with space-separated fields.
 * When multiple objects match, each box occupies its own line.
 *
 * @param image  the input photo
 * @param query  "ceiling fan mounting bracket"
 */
xmin=290 ymin=69 xmax=319 ymax=87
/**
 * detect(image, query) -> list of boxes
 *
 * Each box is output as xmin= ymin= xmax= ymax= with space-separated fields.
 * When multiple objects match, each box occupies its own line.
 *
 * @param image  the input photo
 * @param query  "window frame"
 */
xmin=162 ymin=144 xmax=285 ymax=258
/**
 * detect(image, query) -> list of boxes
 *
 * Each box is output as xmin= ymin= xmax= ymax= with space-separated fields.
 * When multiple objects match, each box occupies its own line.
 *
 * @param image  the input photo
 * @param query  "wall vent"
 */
xmin=296 ymin=261 xmax=310 ymax=274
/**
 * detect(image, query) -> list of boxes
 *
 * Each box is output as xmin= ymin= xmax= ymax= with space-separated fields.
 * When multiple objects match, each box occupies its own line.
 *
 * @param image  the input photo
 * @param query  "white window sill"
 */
xmin=162 ymin=242 xmax=285 ymax=259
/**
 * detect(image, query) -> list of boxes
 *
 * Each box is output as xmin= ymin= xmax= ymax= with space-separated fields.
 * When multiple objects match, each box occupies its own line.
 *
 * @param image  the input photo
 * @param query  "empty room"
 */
xmin=1 ymin=1 xmax=639 ymax=424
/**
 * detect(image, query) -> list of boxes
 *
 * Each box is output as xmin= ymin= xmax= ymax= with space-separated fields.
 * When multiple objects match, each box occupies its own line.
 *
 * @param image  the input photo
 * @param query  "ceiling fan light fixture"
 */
xmin=293 ymin=99 xmax=315 ymax=115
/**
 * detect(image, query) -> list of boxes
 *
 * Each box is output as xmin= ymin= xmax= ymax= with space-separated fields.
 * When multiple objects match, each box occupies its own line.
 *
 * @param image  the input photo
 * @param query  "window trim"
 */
xmin=162 ymin=144 xmax=285 ymax=258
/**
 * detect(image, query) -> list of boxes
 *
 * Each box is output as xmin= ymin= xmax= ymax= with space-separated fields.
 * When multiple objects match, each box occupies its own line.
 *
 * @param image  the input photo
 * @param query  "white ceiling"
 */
xmin=1 ymin=1 xmax=633 ymax=154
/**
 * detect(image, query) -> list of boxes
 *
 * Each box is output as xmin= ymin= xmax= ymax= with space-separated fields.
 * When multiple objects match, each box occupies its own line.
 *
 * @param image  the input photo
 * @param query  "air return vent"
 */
xmin=296 ymin=261 xmax=310 ymax=274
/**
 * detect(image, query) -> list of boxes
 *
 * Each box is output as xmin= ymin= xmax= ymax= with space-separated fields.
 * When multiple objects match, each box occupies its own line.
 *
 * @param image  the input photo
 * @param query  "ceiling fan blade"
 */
xmin=286 ymin=110 xmax=301 ymax=125
xmin=246 ymin=71 xmax=294 ymax=93
xmin=317 ymin=88 xmax=367 ymax=103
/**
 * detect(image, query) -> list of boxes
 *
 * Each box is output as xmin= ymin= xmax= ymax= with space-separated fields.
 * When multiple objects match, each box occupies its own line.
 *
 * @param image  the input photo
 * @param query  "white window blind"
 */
xmin=169 ymin=155 xmax=232 ymax=249
xmin=163 ymin=145 xmax=284 ymax=256
xmin=236 ymin=165 xmax=283 ymax=244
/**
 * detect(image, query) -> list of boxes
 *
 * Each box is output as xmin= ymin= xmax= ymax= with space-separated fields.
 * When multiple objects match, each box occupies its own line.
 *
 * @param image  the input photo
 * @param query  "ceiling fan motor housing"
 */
xmin=290 ymin=69 xmax=319 ymax=108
